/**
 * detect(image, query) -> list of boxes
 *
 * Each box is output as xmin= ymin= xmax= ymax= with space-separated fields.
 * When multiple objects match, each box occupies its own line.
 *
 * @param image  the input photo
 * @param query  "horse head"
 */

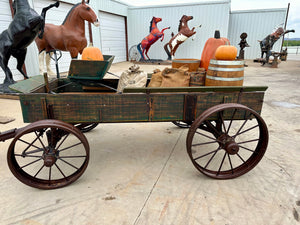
xmin=78 ymin=0 xmax=99 ymax=27
xmin=178 ymin=15 xmax=193 ymax=31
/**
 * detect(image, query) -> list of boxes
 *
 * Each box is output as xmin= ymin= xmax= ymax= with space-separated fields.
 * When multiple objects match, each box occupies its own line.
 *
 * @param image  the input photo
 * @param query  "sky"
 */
xmin=119 ymin=0 xmax=299 ymax=38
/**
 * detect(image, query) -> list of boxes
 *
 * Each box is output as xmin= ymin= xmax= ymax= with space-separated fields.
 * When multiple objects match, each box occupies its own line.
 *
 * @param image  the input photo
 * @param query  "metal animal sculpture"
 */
xmin=259 ymin=27 xmax=295 ymax=64
xmin=0 ymin=0 xmax=58 ymax=84
xmin=35 ymin=0 xmax=100 ymax=74
xmin=137 ymin=17 xmax=170 ymax=60
xmin=164 ymin=15 xmax=198 ymax=60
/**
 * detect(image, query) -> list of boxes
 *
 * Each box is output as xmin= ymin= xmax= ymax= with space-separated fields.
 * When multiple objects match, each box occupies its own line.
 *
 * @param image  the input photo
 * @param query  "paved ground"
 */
xmin=0 ymin=59 xmax=299 ymax=225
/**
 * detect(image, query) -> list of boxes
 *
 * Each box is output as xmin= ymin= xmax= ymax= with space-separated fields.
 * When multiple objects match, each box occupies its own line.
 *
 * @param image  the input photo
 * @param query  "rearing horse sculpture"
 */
xmin=137 ymin=17 xmax=170 ymax=60
xmin=0 ymin=0 xmax=58 ymax=84
xmin=35 ymin=0 xmax=100 ymax=75
xmin=164 ymin=15 xmax=198 ymax=60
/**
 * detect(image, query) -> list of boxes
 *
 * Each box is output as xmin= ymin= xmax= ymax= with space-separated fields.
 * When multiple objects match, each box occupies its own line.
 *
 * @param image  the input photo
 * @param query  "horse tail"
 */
xmin=137 ymin=43 xmax=145 ymax=60
xmin=164 ymin=43 xmax=171 ymax=60
xmin=38 ymin=1 xmax=60 ymax=39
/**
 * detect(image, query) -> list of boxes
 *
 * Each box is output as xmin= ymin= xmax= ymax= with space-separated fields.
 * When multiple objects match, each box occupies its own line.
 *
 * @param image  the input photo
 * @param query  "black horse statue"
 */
xmin=0 ymin=0 xmax=59 ymax=85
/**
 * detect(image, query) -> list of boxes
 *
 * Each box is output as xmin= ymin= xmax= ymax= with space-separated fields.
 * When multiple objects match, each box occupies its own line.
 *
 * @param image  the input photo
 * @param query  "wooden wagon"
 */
xmin=0 ymin=57 xmax=269 ymax=189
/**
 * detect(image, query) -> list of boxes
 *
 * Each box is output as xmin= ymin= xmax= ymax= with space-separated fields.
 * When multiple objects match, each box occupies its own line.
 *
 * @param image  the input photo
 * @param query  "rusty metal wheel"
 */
xmin=186 ymin=103 xmax=268 ymax=179
xmin=74 ymin=123 xmax=99 ymax=133
xmin=7 ymin=120 xmax=90 ymax=189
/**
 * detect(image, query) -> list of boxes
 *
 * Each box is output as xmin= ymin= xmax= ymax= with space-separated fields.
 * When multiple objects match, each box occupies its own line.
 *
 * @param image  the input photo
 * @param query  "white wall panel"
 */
xmin=99 ymin=12 xmax=127 ymax=63
xmin=228 ymin=8 xmax=287 ymax=59
xmin=127 ymin=1 xmax=231 ymax=60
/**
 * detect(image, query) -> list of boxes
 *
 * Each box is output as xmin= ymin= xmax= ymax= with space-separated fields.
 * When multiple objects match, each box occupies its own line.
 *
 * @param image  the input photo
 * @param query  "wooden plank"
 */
xmin=9 ymin=75 xmax=57 ymax=93
xmin=123 ymin=86 xmax=268 ymax=93
xmin=19 ymin=89 xmax=266 ymax=123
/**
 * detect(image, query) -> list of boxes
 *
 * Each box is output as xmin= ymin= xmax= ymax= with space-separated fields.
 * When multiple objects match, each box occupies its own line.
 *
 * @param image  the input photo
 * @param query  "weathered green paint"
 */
xmin=123 ymin=86 xmax=268 ymax=93
xmin=68 ymin=55 xmax=114 ymax=81
xmin=9 ymin=75 xmax=57 ymax=93
xmin=20 ymin=89 xmax=266 ymax=124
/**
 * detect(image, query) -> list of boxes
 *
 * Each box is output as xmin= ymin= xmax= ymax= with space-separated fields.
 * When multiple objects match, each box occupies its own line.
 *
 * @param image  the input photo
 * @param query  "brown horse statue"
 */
xmin=164 ymin=15 xmax=199 ymax=60
xmin=35 ymin=0 xmax=99 ymax=75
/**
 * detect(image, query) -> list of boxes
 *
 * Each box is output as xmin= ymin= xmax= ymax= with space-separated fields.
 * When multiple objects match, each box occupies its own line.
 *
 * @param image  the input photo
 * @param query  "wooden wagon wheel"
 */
xmin=7 ymin=120 xmax=90 ymax=189
xmin=186 ymin=103 xmax=268 ymax=179
xmin=74 ymin=123 xmax=99 ymax=133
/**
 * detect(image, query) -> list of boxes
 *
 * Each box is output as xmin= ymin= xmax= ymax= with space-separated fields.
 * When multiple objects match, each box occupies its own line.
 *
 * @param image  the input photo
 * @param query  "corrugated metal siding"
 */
xmin=228 ymin=9 xmax=287 ymax=59
xmin=128 ymin=1 xmax=230 ymax=60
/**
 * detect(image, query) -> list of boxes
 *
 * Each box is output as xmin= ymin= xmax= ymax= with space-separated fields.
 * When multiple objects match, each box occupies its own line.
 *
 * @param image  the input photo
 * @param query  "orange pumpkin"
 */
xmin=200 ymin=30 xmax=230 ymax=71
xmin=215 ymin=45 xmax=237 ymax=60
xmin=82 ymin=44 xmax=104 ymax=61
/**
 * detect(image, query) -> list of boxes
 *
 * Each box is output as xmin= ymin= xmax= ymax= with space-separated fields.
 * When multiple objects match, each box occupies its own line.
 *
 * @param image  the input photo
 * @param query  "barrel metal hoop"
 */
xmin=206 ymin=75 xmax=244 ymax=81
xmin=172 ymin=59 xmax=200 ymax=64
xmin=208 ymin=67 xmax=244 ymax=72
xmin=209 ymin=59 xmax=245 ymax=65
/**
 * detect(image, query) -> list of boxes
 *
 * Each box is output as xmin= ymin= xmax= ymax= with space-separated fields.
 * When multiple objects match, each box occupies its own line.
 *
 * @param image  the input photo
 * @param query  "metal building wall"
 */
xmin=228 ymin=8 xmax=287 ymax=59
xmin=127 ymin=1 xmax=231 ymax=60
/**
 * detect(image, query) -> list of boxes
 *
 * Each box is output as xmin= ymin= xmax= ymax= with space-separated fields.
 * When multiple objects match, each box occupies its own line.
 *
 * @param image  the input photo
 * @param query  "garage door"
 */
xmin=0 ymin=0 xmax=21 ymax=83
xmin=34 ymin=0 xmax=90 ymax=74
xmin=99 ymin=12 xmax=127 ymax=63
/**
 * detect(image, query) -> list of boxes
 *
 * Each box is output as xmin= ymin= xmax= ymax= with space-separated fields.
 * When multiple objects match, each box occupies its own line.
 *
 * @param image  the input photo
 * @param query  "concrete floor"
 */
xmin=0 ymin=59 xmax=300 ymax=225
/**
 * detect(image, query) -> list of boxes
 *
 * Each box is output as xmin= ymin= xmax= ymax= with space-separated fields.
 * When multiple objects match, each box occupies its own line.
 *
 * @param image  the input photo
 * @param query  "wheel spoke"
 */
xmin=194 ymin=147 xmax=221 ymax=161
xmin=35 ymin=131 xmax=47 ymax=152
xmin=19 ymin=138 xmax=41 ymax=152
xmin=20 ymin=158 xmax=43 ymax=169
xmin=219 ymin=111 xmax=227 ymax=134
xmin=238 ymin=145 xmax=255 ymax=153
xmin=204 ymin=121 xmax=221 ymax=136
xmin=233 ymin=113 xmax=253 ymax=138
xmin=34 ymin=165 xmax=45 ymax=178
xmin=58 ymin=158 xmax=80 ymax=170
xmin=15 ymin=154 xmax=42 ymax=158
xmin=237 ymin=139 xmax=259 ymax=145
xmin=204 ymin=148 xmax=220 ymax=169
xmin=236 ymin=153 xmax=246 ymax=163
xmin=192 ymin=140 xmax=219 ymax=147
xmin=234 ymin=124 xmax=259 ymax=137
xmin=195 ymin=131 xmax=218 ymax=141
xmin=49 ymin=167 xmax=52 ymax=181
xmin=59 ymin=156 xmax=87 ymax=159
xmin=59 ymin=142 xmax=83 ymax=153
xmin=54 ymin=163 xmax=67 ymax=179
xmin=227 ymin=154 xmax=234 ymax=174
xmin=217 ymin=152 xmax=227 ymax=175
xmin=226 ymin=108 xmax=237 ymax=134
xmin=55 ymin=133 xmax=70 ymax=152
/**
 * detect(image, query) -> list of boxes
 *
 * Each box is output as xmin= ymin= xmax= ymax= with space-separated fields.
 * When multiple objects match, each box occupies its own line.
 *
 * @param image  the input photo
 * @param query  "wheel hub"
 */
xmin=218 ymin=134 xmax=239 ymax=155
xmin=43 ymin=148 xmax=58 ymax=167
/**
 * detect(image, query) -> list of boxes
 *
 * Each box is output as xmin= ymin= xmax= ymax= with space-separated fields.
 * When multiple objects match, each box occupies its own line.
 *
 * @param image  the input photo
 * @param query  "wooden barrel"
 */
xmin=205 ymin=60 xmax=244 ymax=86
xmin=172 ymin=58 xmax=200 ymax=72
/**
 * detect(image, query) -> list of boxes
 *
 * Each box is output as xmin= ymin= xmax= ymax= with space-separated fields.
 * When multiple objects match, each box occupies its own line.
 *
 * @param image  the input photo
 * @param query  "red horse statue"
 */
xmin=164 ymin=15 xmax=199 ymax=60
xmin=137 ymin=17 xmax=170 ymax=60
xmin=35 ymin=0 xmax=99 ymax=75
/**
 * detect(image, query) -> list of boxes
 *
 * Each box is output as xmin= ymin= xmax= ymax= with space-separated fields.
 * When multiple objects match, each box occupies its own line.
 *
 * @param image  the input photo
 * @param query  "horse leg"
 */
xmin=145 ymin=47 xmax=151 ymax=60
xmin=46 ymin=52 xmax=55 ymax=76
xmin=39 ymin=51 xmax=45 ymax=74
xmin=164 ymin=43 xmax=171 ymax=60
xmin=15 ymin=49 xmax=29 ymax=79
xmin=0 ymin=54 xmax=15 ymax=84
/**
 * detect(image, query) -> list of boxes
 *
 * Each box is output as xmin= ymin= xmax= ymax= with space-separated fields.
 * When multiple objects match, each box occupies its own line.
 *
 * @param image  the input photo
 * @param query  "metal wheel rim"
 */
xmin=7 ymin=120 xmax=90 ymax=189
xmin=186 ymin=103 xmax=268 ymax=179
xmin=129 ymin=45 xmax=141 ymax=62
